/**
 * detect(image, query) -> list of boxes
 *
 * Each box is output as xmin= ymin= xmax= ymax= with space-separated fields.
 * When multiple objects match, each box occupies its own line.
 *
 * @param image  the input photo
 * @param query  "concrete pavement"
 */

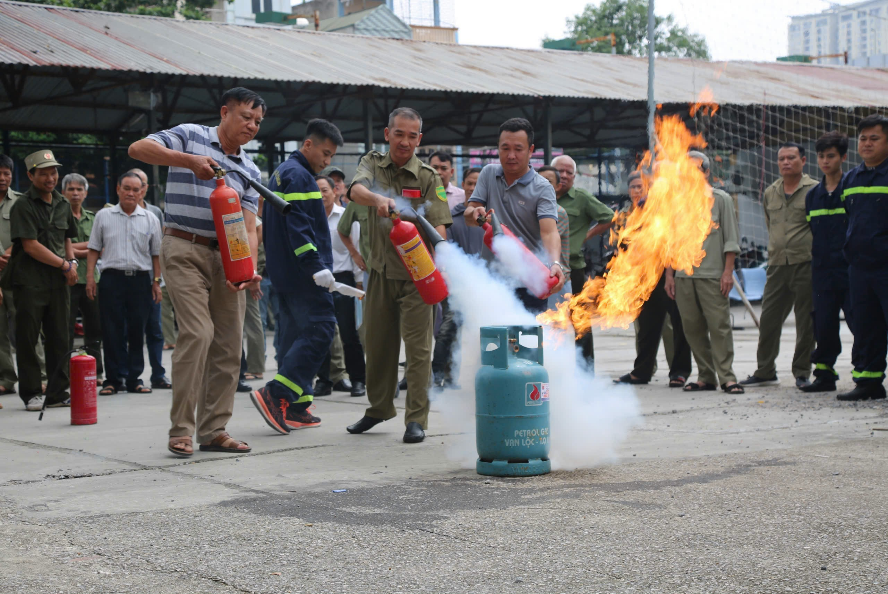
xmin=2 ymin=304 xmax=887 ymax=593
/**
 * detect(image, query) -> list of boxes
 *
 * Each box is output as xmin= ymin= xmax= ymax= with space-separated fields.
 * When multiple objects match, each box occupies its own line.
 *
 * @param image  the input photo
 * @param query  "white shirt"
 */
xmin=88 ymin=204 xmax=161 ymax=272
xmin=327 ymin=204 xmax=361 ymax=276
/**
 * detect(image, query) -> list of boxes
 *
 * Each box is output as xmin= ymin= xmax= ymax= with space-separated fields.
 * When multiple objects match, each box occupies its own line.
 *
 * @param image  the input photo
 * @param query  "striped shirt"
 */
xmin=88 ymin=204 xmax=162 ymax=272
xmin=147 ymin=124 xmax=260 ymax=238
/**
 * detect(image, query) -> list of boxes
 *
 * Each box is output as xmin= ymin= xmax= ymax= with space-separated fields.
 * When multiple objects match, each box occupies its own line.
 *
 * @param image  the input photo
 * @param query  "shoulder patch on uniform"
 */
xmin=274 ymin=170 xmax=282 ymax=186
xmin=435 ymin=186 xmax=447 ymax=202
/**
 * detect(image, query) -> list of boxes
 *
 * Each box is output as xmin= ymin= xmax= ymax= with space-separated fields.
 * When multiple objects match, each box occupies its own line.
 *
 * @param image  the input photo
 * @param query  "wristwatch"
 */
xmin=153 ymin=277 xmax=161 ymax=283
xmin=550 ymin=262 xmax=569 ymax=274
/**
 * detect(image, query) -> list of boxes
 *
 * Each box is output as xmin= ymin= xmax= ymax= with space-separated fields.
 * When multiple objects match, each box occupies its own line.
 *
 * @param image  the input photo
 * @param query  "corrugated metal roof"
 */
xmin=319 ymin=5 xmax=412 ymax=39
xmin=1 ymin=1 xmax=887 ymax=107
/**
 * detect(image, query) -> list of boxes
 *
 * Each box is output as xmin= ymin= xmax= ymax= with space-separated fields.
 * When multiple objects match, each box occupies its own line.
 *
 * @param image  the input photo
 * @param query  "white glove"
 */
xmin=313 ymin=269 xmax=335 ymax=292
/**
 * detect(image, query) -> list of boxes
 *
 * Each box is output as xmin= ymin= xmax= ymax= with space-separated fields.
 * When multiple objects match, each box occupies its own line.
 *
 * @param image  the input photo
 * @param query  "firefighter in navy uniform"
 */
xmin=249 ymin=119 xmax=345 ymax=432
xmin=802 ymin=132 xmax=853 ymax=393
xmin=838 ymin=114 xmax=888 ymax=402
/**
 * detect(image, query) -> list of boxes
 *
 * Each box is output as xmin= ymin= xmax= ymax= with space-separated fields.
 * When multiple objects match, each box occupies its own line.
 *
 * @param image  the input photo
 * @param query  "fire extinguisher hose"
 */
xmin=211 ymin=166 xmax=292 ymax=216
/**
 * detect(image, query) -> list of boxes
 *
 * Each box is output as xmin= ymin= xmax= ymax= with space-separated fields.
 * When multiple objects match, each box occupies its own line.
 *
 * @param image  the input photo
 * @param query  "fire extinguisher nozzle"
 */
xmin=415 ymin=213 xmax=446 ymax=246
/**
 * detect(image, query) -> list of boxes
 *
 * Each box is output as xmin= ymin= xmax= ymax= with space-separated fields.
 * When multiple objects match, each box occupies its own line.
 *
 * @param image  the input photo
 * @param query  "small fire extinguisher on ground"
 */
xmin=70 ymin=351 xmax=97 ymax=425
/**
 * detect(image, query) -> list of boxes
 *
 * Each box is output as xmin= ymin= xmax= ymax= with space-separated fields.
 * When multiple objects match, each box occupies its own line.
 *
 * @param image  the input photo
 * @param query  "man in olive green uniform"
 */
xmin=552 ymin=155 xmax=614 ymax=367
xmin=3 ymin=151 xmax=78 ymax=410
xmin=741 ymin=143 xmax=818 ymax=388
xmin=344 ymin=107 xmax=451 ymax=444
xmin=62 ymin=173 xmax=104 ymax=381
xmin=0 ymin=153 xmax=22 ymax=395
xmin=666 ymin=152 xmax=743 ymax=393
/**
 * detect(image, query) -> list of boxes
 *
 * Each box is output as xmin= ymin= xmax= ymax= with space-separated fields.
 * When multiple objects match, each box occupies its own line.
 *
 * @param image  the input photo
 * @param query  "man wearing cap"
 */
xmin=322 ymin=166 xmax=349 ymax=206
xmin=2 ymin=150 xmax=78 ymax=411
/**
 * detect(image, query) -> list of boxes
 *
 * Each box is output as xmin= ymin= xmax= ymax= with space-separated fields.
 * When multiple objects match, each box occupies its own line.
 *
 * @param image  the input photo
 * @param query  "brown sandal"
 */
xmin=244 ymin=373 xmax=263 ymax=381
xmin=168 ymin=436 xmax=193 ymax=457
xmin=199 ymin=432 xmax=251 ymax=453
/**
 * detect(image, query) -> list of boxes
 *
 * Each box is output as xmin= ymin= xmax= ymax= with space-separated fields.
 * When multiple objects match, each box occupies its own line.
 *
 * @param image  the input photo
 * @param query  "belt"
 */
xmin=164 ymin=227 xmax=219 ymax=249
xmin=102 ymin=269 xmax=150 ymax=277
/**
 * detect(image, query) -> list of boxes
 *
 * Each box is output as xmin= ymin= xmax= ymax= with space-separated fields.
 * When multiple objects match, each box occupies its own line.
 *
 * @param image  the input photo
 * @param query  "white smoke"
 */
xmin=490 ymin=233 xmax=551 ymax=298
xmin=436 ymin=242 xmax=642 ymax=471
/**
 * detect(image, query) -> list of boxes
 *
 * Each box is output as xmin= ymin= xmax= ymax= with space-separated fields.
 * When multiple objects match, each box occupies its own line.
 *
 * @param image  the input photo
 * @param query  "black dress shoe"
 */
xmin=347 ymin=415 xmax=384 ymax=434
xmin=314 ymin=381 xmax=333 ymax=396
xmin=236 ymin=379 xmax=252 ymax=393
xmin=800 ymin=376 xmax=836 ymax=393
xmin=403 ymin=422 xmax=425 ymax=443
xmin=837 ymin=383 xmax=887 ymax=401
xmin=398 ymin=377 xmax=408 ymax=390
xmin=333 ymin=378 xmax=353 ymax=392
xmin=351 ymin=381 xmax=366 ymax=397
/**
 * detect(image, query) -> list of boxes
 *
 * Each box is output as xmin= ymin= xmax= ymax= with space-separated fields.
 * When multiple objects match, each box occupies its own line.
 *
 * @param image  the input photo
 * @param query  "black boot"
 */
xmin=837 ymin=383 xmax=887 ymax=401
xmin=800 ymin=376 xmax=837 ymax=393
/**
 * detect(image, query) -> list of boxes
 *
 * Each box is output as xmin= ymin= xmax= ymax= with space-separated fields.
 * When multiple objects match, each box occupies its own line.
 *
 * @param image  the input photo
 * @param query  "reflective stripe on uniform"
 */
xmin=273 ymin=373 xmax=313 ymax=403
xmin=294 ymin=243 xmax=317 ymax=256
xmin=274 ymin=191 xmax=322 ymax=201
xmin=815 ymin=363 xmax=838 ymax=375
xmin=852 ymin=370 xmax=884 ymax=379
xmin=841 ymin=186 xmax=888 ymax=201
xmin=806 ymin=208 xmax=846 ymax=222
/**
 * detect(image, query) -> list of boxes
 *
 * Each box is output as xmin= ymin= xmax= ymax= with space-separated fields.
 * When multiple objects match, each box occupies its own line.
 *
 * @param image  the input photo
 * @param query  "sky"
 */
xmin=452 ymin=0 xmax=847 ymax=62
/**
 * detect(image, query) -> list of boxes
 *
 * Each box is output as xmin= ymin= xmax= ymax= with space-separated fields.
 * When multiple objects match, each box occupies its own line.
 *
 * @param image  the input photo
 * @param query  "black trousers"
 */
xmin=69 ymin=283 xmax=104 ymax=378
xmin=632 ymin=274 xmax=692 ymax=382
xmin=848 ymin=265 xmax=888 ymax=386
xmin=811 ymin=280 xmax=852 ymax=379
xmin=432 ymin=297 xmax=459 ymax=382
xmin=99 ymin=271 xmax=152 ymax=390
xmin=14 ymin=284 xmax=69 ymax=404
xmin=570 ymin=268 xmax=594 ymax=364
xmin=319 ymin=271 xmax=366 ymax=383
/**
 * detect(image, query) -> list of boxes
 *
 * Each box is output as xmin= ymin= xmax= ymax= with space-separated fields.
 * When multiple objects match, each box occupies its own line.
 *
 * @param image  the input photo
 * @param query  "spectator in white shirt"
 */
xmin=314 ymin=175 xmax=366 ymax=397
xmin=86 ymin=172 xmax=162 ymax=395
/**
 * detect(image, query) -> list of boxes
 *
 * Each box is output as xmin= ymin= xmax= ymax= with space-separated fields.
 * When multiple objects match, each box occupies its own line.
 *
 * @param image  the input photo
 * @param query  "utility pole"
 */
xmin=646 ymin=0 xmax=656 ymax=155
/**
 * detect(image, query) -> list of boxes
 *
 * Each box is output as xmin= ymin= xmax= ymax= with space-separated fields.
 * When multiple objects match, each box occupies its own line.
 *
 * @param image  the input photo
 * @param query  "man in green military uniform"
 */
xmin=344 ymin=107 xmax=452 ymax=443
xmin=666 ymin=152 xmax=744 ymax=394
xmin=741 ymin=143 xmax=818 ymax=389
xmin=0 ymin=153 xmax=22 ymax=396
xmin=552 ymin=155 xmax=614 ymax=368
xmin=3 ymin=151 xmax=78 ymax=410
xmin=62 ymin=173 xmax=104 ymax=381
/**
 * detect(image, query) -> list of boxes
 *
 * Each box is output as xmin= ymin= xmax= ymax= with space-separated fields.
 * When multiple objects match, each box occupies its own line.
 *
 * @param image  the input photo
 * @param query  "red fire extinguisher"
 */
xmin=70 ymin=352 xmax=97 ymax=426
xmin=389 ymin=207 xmax=448 ymax=305
xmin=480 ymin=211 xmax=558 ymax=299
xmin=209 ymin=175 xmax=254 ymax=285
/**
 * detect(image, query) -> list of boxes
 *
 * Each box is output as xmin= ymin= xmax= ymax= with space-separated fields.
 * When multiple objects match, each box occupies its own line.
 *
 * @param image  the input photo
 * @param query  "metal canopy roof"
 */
xmin=2 ymin=0 xmax=887 ymax=149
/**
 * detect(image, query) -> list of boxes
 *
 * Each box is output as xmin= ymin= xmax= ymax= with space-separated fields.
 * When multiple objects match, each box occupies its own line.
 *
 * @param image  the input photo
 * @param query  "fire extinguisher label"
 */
xmin=221 ymin=212 xmax=251 ymax=261
xmin=396 ymin=236 xmax=435 ymax=281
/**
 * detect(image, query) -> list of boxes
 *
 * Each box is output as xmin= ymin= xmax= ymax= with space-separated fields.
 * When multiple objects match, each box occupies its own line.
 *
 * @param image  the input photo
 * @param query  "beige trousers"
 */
xmin=675 ymin=277 xmax=737 ymax=386
xmin=161 ymin=235 xmax=245 ymax=444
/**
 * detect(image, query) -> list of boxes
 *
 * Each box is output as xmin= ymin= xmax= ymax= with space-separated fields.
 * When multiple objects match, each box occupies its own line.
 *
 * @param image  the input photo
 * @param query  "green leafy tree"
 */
xmin=28 ymin=0 xmax=218 ymax=20
xmin=559 ymin=0 xmax=710 ymax=59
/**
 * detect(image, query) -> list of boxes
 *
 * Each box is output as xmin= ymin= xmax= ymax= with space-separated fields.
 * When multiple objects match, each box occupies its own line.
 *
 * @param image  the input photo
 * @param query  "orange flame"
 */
xmin=539 ymin=94 xmax=717 ymax=335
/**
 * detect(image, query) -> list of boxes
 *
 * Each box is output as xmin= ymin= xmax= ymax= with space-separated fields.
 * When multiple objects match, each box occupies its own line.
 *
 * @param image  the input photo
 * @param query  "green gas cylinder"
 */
xmin=475 ymin=325 xmax=551 ymax=477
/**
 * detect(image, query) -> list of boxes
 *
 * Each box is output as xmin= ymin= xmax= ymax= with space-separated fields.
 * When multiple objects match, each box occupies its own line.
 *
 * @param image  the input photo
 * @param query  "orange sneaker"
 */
xmin=285 ymin=407 xmax=321 ymax=430
xmin=250 ymin=387 xmax=290 ymax=434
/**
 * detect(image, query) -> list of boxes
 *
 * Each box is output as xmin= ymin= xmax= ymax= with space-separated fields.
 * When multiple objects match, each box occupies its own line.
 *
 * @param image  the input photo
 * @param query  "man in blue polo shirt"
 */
xmin=128 ymin=87 xmax=264 ymax=457
xmin=464 ymin=118 xmax=566 ymax=313
xmin=802 ymin=131 xmax=852 ymax=393
xmin=837 ymin=114 xmax=888 ymax=401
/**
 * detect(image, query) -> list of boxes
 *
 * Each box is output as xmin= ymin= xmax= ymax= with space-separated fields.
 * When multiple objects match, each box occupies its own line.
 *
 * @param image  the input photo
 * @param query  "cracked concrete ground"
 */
xmin=2 ymin=305 xmax=887 ymax=593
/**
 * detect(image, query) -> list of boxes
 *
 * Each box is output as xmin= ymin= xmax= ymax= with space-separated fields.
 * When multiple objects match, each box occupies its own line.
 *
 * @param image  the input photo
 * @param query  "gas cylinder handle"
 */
xmin=513 ymin=325 xmax=545 ymax=366
xmin=479 ymin=326 xmax=510 ymax=370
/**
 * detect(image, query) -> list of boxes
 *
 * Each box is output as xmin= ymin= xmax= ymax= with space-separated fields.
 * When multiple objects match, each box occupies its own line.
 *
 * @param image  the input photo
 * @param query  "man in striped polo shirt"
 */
xmin=128 ymin=87 xmax=264 ymax=457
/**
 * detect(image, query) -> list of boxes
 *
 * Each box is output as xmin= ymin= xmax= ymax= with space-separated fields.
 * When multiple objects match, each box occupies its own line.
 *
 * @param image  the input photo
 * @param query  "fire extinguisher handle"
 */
xmin=212 ymin=167 xmax=292 ymax=216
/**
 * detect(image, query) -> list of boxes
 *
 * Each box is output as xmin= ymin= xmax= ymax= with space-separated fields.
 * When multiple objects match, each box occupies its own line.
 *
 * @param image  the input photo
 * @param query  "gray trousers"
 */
xmin=243 ymin=293 xmax=266 ymax=375
xmin=675 ymin=277 xmax=737 ymax=386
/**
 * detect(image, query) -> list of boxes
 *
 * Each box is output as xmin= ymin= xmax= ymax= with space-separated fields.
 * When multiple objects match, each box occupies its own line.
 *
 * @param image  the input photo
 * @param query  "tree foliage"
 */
xmin=28 ymin=0 xmax=218 ymax=21
xmin=563 ymin=0 xmax=710 ymax=59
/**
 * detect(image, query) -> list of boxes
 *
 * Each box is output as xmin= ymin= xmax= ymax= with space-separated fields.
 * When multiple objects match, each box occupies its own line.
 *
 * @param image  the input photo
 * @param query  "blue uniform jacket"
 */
xmin=264 ymin=152 xmax=334 ymax=319
xmin=842 ymin=158 xmax=888 ymax=271
xmin=805 ymin=174 xmax=849 ymax=288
